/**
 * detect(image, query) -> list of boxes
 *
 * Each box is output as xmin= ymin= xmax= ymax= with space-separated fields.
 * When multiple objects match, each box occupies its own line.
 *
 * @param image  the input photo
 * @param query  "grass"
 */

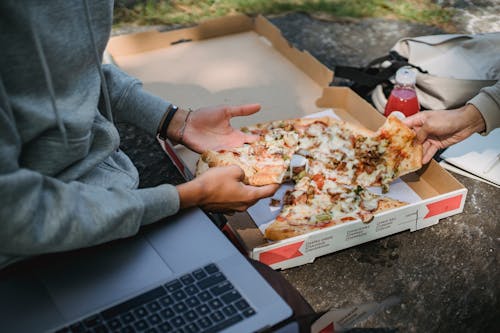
xmin=113 ymin=0 xmax=454 ymax=29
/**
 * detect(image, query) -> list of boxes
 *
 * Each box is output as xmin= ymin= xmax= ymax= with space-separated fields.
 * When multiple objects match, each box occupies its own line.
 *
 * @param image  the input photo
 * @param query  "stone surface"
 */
xmin=117 ymin=11 xmax=500 ymax=333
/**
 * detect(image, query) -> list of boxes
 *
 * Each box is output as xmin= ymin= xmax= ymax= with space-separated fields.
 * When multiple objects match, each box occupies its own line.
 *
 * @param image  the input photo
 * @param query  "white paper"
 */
xmin=440 ymin=128 xmax=500 ymax=186
xmin=439 ymin=161 xmax=500 ymax=188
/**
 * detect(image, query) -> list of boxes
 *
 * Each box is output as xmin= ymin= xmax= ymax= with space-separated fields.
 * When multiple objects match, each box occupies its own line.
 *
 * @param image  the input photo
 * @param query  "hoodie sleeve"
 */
xmin=467 ymin=81 xmax=500 ymax=135
xmin=101 ymin=64 xmax=172 ymax=136
xmin=0 ymin=106 xmax=179 ymax=259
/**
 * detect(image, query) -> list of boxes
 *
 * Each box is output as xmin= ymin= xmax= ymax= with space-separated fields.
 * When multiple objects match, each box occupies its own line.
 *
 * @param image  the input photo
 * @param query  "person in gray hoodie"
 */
xmin=0 ymin=0 xmax=279 ymax=268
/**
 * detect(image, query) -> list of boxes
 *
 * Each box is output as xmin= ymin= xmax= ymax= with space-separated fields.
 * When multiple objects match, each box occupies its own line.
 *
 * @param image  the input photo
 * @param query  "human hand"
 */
xmin=176 ymin=165 xmax=280 ymax=213
xmin=177 ymin=104 xmax=262 ymax=153
xmin=403 ymin=104 xmax=486 ymax=164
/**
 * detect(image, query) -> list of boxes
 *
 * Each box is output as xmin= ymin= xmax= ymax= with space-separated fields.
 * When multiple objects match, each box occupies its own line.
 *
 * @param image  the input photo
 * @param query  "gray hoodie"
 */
xmin=0 ymin=0 xmax=180 ymax=268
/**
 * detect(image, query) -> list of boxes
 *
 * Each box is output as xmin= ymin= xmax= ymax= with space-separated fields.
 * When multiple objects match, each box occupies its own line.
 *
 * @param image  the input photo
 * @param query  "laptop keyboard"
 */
xmin=55 ymin=263 xmax=256 ymax=333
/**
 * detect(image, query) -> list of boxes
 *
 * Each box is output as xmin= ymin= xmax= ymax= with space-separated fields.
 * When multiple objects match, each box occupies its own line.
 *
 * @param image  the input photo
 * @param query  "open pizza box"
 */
xmin=107 ymin=14 xmax=467 ymax=270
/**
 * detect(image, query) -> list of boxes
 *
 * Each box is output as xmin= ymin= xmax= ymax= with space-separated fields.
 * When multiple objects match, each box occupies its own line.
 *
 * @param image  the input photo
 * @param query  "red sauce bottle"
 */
xmin=384 ymin=66 xmax=420 ymax=117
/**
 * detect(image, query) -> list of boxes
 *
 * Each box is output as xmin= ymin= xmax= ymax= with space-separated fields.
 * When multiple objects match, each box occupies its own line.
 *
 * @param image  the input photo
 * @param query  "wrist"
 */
xmin=166 ymin=107 xmax=190 ymax=143
xmin=176 ymin=178 xmax=206 ymax=209
xmin=462 ymin=104 xmax=486 ymax=134
xmin=157 ymin=103 xmax=191 ymax=143
xmin=157 ymin=104 xmax=179 ymax=140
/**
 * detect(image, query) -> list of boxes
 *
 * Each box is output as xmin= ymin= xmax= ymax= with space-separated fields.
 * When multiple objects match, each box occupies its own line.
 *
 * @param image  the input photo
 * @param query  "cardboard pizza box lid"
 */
xmin=107 ymin=14 xmax=332 ymax=169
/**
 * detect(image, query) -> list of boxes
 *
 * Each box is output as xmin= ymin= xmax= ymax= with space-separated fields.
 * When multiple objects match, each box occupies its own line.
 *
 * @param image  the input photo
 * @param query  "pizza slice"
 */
xmin=293 ymin=114 xmax=422 ymax=192
xmin=263 ymin=173 xmax=407 ymax=241
xmin=199 ymin=126 xmax=299 ymax=186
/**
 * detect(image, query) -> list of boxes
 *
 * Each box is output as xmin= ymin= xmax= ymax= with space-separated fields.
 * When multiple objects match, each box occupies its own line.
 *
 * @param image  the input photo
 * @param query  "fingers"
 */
xmin=227 ymin=104 xmax=261 ymax=118
xmin=415 ymin=127 xmax=430 ymax=144
xmin=422 ymin=141 xmax=438 ymax=164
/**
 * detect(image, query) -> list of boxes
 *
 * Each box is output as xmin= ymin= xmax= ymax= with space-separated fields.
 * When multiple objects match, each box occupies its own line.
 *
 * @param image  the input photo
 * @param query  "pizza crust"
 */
xmin=264 ymin=195 xmax=407 ymax=241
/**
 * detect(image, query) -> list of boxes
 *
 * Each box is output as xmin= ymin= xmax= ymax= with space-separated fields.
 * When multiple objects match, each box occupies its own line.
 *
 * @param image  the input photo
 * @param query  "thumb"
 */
xmin=225 ymin=165 xmax=246 ymax=181
xmin=402 ymin=112 xmax=425 ymax=129
xmin=251 ymin=183 xmax=280 ymax=199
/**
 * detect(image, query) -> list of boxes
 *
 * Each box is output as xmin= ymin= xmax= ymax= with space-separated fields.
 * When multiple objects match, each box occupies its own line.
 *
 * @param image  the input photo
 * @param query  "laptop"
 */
xmin=0 ymin=207 xmax=292 ymax=332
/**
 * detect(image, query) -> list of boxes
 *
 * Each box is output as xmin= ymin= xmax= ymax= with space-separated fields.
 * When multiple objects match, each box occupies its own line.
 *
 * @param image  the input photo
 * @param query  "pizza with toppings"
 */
xmin=197 ymin=114 xmax=422 ymax=241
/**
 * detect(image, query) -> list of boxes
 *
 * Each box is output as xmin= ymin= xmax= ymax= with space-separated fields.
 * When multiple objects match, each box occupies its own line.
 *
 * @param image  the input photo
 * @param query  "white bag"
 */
xmin=368 ymin=33 xmax=500 ymax=113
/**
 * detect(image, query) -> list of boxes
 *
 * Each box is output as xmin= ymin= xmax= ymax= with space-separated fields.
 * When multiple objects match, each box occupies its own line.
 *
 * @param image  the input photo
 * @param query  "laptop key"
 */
xmin=121 ymin=312 xmax=135 ymax=324
xmin=146 ymin=301 xmax=161 ymax=312
xmin=69 ymin=322 xmax=86 ymax=333
xmin=157 ymin=322 xmax=172 ymax=333
xmin=101 ymin=286 xmax=165 ymax=319
xmin=184 ymin=323 xmax=199 ymax=333
xmin=147 ymin=313 xmax=162 ymax=326
xmin=173 ymin=301 xmax=188 ymax=313
xmin=204 ymin=263 xmax=219 ymax=274
xmin=165 ymin=279 xmax=183 ymax=292
xmin=183 ymin=310 xmax=198 ymax=322
xmin=172 ymin=289 xmax=187 ymax=301
xmin=197 ymin=316 xmax=212 ymax=329
xmin=197 ymin=272 xmax=225 ymax=290
xmin=220 ymin=290 xmax=242 ymax=304
xmin=234 ymin=299 xmax=250 ymax=311
xmin=197 ymin=290 xmax=212 ymax=302
xmin=180 ymin=274 xmax=195 ymax=285
xmin=134 ymin=319 xmax=149 ymax=331
xmin=83 ymin=314 xmax=102 ymax=327
xmin=210 ymin=281 xmax=233 ymax=296
xmin=222 ymin=304 xmax=237 ymax=317
xmin=92 ymin=324 xmax=107 ymax=333
xmin=159 ymin=295 xmax=174 ymax=307
xmin=121 ymin=325 xmax=135 ymax=333
xmin=133 ymin=306 xmax=148 ymax=318
xmin=243 ymin=307 xmax=256 ymax=317
xmin=192 ymin=269 xmax=207 ymax=280
xmin=185 ymin=296 xmax=200 ymax=307
xmin=208 ymin=298 xmax=224 ymax=310
xmin=195 ymin=304 xmax=210 ymax=316
xmin=160 ymin=307 xmax=175 ymax=320
xmin=107 ymin=318 xmax=122 ymax=330
xmin=210 ymin=310 xmax=225 ymax=323
xmin=204 ymin=314 xmax=244 ymax=333
xmin=170 ymin=315 xmax=186 ymax=328
xmin=184 ymin=285 xmax=199 ymax=296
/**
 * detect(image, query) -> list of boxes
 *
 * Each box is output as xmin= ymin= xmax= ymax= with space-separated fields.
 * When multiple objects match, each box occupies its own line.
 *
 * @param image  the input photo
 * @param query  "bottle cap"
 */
xmin=395 ymin=66 xmax=417 ymax=86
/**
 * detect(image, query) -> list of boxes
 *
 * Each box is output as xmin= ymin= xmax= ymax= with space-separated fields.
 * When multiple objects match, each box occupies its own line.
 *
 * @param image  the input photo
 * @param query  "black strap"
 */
xmin=333 ymin=51 xmax=428 ymax=97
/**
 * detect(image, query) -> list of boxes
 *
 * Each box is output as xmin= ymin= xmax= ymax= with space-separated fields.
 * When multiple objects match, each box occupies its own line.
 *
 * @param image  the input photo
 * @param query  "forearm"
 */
xmin=176 ymin=180 xmax=204 ymax=209
xmin=0 ymin=169 xmax=179 ymax=256
xmin=456 ymin=104 xmax=486 ymax=135
xmin=467 ymin=81 xmax=500 ymax=135
xmin=101 ymin=64 xmax=170 ymax=136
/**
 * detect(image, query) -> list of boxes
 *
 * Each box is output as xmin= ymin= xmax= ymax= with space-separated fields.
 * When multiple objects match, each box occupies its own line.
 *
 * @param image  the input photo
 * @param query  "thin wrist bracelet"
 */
xmin=178 ymin=109 xmax=193 ymax=144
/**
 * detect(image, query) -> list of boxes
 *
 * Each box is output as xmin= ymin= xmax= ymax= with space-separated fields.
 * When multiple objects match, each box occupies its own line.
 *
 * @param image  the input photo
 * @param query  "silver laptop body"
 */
xmin=0 ymin=208 xmax=292 ymax=333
